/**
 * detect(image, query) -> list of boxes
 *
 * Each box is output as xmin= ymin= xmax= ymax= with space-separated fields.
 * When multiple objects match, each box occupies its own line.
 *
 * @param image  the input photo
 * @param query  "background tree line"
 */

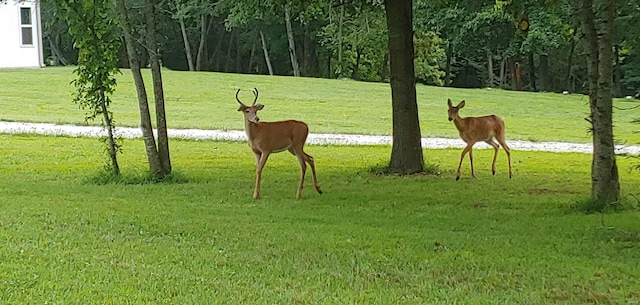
xmin=41 ymin=0 xmax=640 ymax=96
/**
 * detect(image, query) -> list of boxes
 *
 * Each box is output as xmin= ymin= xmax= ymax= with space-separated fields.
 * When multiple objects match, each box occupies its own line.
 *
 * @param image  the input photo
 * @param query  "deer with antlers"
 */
xmin=235 ymin=88 xmax=323 ymax=199
xmin=447 ymin=99 xmax=512 ymax=180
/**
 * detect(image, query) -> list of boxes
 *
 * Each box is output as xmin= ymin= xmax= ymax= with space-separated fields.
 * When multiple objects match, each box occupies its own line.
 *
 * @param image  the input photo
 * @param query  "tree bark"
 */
xmin=565 ymin=28 xmax=577 ymax=91
xmin=576 ymin=0 xmax=620 ymax=205
xmin=539 ymin=55 xmax=551 ymax=91
xmin=486 ymin=48 xmax=494 ymax=87
xmin=259 ymin=30 xmax=274 ymax=75
xmin=113 ymin=0 xmax=163 ymax=178
xmin=178 ymin=13 xmax=195 ymax=71
xmin=145 ymin=0 xmax=171 ymax=177
xmin=444 ymin=40 xmax=452 ymax=87
xmin=284 ymin=3 xmax=300 ymax=77
xmin=195 ymin=12 xmax=208 ymax=71
xmin=528 ymin=52 xmax=536 ymax=92
xmin=384 ymin=0 xmax=424 ymax=174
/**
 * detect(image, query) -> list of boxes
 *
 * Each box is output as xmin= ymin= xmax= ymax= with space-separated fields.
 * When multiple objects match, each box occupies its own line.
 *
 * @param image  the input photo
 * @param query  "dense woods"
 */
xmin=41 ymin=0 xmax=640 ymax=96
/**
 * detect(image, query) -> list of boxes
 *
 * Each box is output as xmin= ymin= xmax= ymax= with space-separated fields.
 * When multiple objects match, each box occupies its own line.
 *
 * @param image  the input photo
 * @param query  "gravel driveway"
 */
xmin=2 ymin=121 xmax=639 ymax=155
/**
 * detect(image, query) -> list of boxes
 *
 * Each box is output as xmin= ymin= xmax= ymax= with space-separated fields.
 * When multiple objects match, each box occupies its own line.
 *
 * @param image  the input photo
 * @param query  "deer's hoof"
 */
xmin=455 ymin=176 xmax=460 ymax=181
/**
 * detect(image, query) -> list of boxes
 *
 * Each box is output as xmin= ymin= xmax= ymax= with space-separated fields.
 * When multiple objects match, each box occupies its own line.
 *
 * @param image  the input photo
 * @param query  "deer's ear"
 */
xmin=255 ymin=104 xmax=265 ymax=110
xmin=458 ymin=100 xmax=466 ymax=108
xmin=237 ymin=106 xmax=245 ymax=112
xmin=447 ymin=99 xmax=452 ymax=107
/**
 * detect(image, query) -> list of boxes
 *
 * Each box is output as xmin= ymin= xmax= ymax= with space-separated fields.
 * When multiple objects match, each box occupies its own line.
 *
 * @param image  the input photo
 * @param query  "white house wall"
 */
xmin=0 ymin=1 xmax=44 ymax=68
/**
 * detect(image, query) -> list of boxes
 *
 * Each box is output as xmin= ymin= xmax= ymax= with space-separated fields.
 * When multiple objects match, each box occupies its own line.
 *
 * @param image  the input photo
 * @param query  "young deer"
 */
xmin=447 ymin=99 xmax=512 ymax=180
xmin=236 ymin=88 xmax=323 ymax=199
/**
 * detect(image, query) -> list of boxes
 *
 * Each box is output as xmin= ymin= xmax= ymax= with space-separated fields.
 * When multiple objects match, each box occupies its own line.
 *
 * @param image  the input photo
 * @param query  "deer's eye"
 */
xmin=245 ymin=110 xmax=250 ymax=113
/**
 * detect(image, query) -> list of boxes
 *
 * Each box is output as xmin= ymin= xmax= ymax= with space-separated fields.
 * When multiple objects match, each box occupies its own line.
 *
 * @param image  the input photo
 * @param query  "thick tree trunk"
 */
xmin=113 ymin=0 xmax=164 ymax=178
xmin=145 ymin=0 xmax=171 ymax=177
xmin=577 ymin=0 xmax=620 ymax=205
xmin=178 ymin=14 xmax=195 ymax=71
xmin=284 ymin=3 xmax=300 ymax=77
xmin=384 ymin=0 xmax=424 ymax=174
xmin=259 ymin=30 xmax=274 ymax=76
xmin=539 ymin=55 xmax=552 ymax=91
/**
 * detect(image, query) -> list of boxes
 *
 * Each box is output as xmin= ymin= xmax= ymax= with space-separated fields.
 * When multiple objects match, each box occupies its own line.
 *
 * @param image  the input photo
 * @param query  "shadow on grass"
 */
xmin=87 ymin=169 xmax=191 ymax=185
xmin=368 ymin=161 xmax=442 ymax=176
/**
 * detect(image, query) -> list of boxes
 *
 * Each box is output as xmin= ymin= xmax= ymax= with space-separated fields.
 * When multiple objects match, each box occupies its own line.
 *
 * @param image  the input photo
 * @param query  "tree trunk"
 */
xmin=565 ymin=28 xmax=577 ymax=91
xmin=113 ymin=0 xmax=164 ymax=178
xmin=486 ymin=48 xmax=494 ymax=87
xmin=577 ymin=0 xmax=620 ymax=205
xmin=259 ymin=30 xmax=274 ymax=76
xmin=145 ymin=0 xmax=171 ymax=177
xmin=178 ymin=13 xmax=195 ymax=71
xmin=48 ymin=36 xmax=69 ymax=65
xmin=224 ymin=30 xmax=234 ymax=72
xmin=528 ymin=52 xmax=536 ymax=91
xmin=613 ymin=44 xmax=622 ymax=97
xmin=444 ymin=40 xmax=452 ymax=86
xmin=499 ymin=57 xmax=506 ymax=88
xmin=384 ymin=0 xmax=424 ymax=174
xmin=539 ymin=55 xmax=551 ymax=91
xmin=284 ymin=3 xmax=300 ymax=77
xmin=195 ymin=12 xmax=208 ymax=71
xmin=337 ymin=0 xmax=344 ymax=78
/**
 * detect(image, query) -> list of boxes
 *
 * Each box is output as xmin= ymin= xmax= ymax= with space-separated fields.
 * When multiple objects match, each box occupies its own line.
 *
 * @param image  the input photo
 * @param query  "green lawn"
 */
xmin=1 ymin=134 xmax=639 ymax=304
xmin=1 ymin=66 xmax=639 ymax=144
xmin=1 ymin=68 xmax=640 ymax=304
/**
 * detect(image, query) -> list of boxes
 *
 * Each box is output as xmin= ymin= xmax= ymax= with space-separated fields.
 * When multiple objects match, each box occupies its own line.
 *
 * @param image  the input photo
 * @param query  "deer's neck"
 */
xmin=244 ymin=120 xmax=261 ymax=140
xmin=453 ymin=116 xmax=468 ymax=131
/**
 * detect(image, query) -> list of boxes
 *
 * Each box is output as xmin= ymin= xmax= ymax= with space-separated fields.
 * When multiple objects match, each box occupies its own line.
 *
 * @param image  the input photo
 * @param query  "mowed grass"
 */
xmin=1 ymin=134 xmax=640 ymax=304
xmin=0 ymin=66 xmax=639 ymax=144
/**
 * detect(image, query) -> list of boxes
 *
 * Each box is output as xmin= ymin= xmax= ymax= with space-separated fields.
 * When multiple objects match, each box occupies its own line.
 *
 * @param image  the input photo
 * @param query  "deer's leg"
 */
xmin=254 ymin=152 xmax=270 ymax=199
xmin=496 ymin=137 xmax=512 ymax=179
xmin=456 ymin=143 xmax=474 ymax=180
xmin=486 ymin=140 xmax=500 ymax=176
xmin=468 ymin=147 xmax=476 ymax=178
xmin=304 ymin=152 xmax=323 ymax=195
xmin=290 ymin=148 xmax=307 ymax=199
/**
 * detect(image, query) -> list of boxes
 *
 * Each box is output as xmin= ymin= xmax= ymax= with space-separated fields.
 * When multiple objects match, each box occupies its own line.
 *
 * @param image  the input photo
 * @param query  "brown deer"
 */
xmin=235 ymin=88 xmax=323 ymax=199
xmin=447 ymin=99 xmax=512 ymax=180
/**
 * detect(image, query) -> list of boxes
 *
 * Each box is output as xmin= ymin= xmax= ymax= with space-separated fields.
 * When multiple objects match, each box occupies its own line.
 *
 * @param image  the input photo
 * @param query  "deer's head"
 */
xmin=447 ymin=99 xmax=465 ymax=122
xmin=236 ymin=88 xmax=264 ymax=123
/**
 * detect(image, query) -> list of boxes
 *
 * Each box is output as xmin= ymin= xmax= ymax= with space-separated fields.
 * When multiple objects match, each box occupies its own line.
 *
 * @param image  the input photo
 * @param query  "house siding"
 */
xmin=0 ymin=1 xmax=44 ymax=68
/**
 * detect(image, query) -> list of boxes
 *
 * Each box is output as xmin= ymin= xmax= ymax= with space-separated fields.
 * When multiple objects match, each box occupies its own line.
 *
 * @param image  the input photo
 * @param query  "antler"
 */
xmin=235 ymin=89 xmax=246 ymax=107
xmin=251 ymin=88 xmax=259 ymax=106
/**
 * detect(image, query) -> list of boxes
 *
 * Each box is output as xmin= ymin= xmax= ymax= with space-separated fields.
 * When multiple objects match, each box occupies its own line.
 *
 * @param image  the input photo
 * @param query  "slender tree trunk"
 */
xmin=384 ymin=0 xmax=424 ymax=174
xmin=486 ymin=48 xmax=494 ymax=87
xmin=178 ymin=13 xmax=195 ymax=71
xmin=284 ymin=3 xmax=300 ymax=76
xmin=613 ymin=44 xmax=622 ymax=97
xmin=337 ymin=0 xmax=344 ymax=78
xmin=528 ymin=52 xmax=536 ymax=91
xmin=576 ymin=0 xmax=620 ymax=205
xmin=565 ymin=28 xmax=577 ymax=91
xmin=113 ymin=0 xmax=163 ymax=177
xmin=500 ymin=57 xmax=506 ymax=88
xmin=195 ymin=12 xmax=208 ymax=71
xmin=259 ymin=30 xmax=274 ymax=75
xmin=444 ymin=41 xmax=452 ymax=86
xmin=225 ymin=30 xmax=234 ymax=72
xmin=145 ymin=0 xmax=171 ymax=177
xmin=48 ymin=36 xmax=69 ymax=65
